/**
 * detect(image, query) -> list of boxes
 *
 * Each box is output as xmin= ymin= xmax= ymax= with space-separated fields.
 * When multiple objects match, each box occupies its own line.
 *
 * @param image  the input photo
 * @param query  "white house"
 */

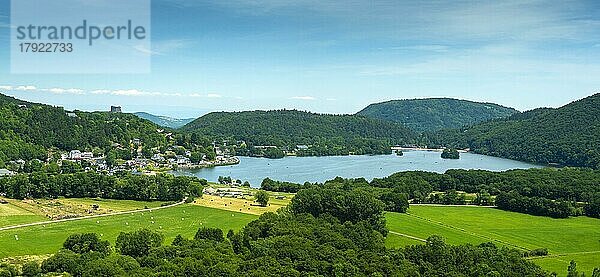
xmin=69 ymin=150 xmax=82 ymax=160
xmin=0 ymin=169 xmax=15 ymax=177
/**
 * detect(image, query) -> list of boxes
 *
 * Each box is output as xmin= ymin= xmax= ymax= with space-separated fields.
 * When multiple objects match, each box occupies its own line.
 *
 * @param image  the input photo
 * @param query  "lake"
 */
xmin=173 ymin=150 xmax=542 ymax=187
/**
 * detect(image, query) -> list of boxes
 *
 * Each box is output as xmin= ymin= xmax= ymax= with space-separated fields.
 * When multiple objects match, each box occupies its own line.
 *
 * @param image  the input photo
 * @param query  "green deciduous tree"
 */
xmin=255 ymin=190 xmax=269 ymax=207
xmin=116 ymin=229 xmax=163 ymax=258
xmin=194 ymin=227 xmax=224 ymax=242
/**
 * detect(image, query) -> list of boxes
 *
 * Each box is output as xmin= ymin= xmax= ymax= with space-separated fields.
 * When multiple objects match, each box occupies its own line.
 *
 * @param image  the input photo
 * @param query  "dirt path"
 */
xmin=0 ymin=199 xmax=186 ymax=232
xmin=411 ymin=204 xmax=496 ymax=208
xmin=388 ymin=230 xmax=427 ymax=242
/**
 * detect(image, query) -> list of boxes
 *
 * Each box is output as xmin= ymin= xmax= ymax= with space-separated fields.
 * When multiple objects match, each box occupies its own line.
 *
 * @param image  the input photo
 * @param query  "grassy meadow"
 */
xmin=193 ymin=192 xmax=292 ymax=215
xmin=2 ymin=193 xmax=599 ymax=276
xmin=0 ymin=203 xmax=46 ymax=228
xmin=0 ymin=204 xmax=257 ymax=258
xmin=385 ymin=205 xmax=600 ymax=276
xmin=0 ymin=197 xmax=169 ymax=228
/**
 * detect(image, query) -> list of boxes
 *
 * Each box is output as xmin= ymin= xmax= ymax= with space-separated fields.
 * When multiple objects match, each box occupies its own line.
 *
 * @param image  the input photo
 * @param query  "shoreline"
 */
xmin=392 ymin=147 xmax=470 ymax=153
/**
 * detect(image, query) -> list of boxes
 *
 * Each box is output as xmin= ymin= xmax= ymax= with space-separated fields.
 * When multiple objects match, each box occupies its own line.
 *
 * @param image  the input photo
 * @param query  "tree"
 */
xmin=21 ymin=261 xmax=40 ymax=277
xmin=115 ymin=229 xmax=163 ymax=257
xmin=190 ymin=151 xmax=203 ymax=163
xmin=63 ymin=233 xmax=110 ymax=255
xmin=60 ymin=160 xmax=82 ymax=174
xmin=264 ymin=147 xmax=285 ymax=159
xmin=41 ymin=250 xmax=79 ymax=274
xmin=441 ymin=148 xmax=460 ymax=159
xmin=255 ymin=190 xmax=269 ymax=207
xmin=567 ymin=260 xmax=579 ymax=277
xmin=474 ymin=189 xmax=493 ymax=206
xmin=194 ymin=227 xmax=224 ymax=242
xmin=379 ymin=191 xmax=409 ymax=212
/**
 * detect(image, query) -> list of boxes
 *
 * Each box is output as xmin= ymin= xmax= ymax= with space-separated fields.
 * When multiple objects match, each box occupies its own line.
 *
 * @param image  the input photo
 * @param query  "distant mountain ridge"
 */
xmin=435 ymin=93 xmax=600 ymax=168
xmin=357 ymin=98 xmax=518 ymax=133
xmin=134 ymin=112 xmax=195 ymax=129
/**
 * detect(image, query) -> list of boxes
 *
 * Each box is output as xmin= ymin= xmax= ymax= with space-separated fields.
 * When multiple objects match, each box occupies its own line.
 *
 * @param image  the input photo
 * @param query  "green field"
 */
xmin=0 ymin=197 xmax=169 ymax=228
xmin=385 ymin=206 xmax=600 ymax=276
xmin=0 ymin=204 xmax=257 ymax=258
xmin=0 ymin=203 xmax=46 ymax=228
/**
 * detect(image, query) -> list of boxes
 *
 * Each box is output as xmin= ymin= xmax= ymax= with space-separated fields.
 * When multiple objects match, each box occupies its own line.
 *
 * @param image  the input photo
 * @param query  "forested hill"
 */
xmin=181 ymin=110 xmax=416 ymax=153
xmin=0 ymin=93 xmax=165 ymax=162
xmin=357 ymin=98 xmax=518 ymax=133
xmin=134 ymin=112 xmax=195 ymax=129
xmin=435 ymin=93 xmax=600 ymax=168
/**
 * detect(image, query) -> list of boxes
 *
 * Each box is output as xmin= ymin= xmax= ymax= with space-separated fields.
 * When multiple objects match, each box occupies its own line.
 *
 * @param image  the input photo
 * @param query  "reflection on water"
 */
xmin=173 ymin=151 xmax=542 ymax=187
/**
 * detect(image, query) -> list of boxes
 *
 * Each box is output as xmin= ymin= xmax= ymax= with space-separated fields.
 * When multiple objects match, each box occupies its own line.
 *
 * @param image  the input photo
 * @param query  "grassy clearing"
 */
xmin=0 ymin=197 xmax=167 ymax=228
xmin=530 ymin=252 xmax=600 ymax=275
xmin=385 ymin=206 xmax=600 ymax=276
xmin=0 ymin=204 xmax=257 ymax=258
xmin=193 ymin=192 xmax=291 ymax=215
xmin=0 ymin=202 xmax=46 ymax=228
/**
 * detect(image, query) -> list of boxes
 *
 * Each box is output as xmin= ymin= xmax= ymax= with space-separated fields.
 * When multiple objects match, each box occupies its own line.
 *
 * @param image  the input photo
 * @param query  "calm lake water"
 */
xmin=173 ymin=151 xmax=542 ymax=187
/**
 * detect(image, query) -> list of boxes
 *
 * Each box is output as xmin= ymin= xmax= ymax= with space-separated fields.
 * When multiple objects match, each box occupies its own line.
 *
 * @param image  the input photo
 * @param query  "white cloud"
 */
xmin=111 ymin=89 xmax=152 ymax=96
xmin=134 ymin=39 xmax=192 ymax=56
xmin=326 ymin=98 xmax=337 ymax=101
xmin=133 ymin=45 xmax=158 ymax=56
xmin=15 ymin=85 xmax=37 ymax=91
xmin=91 ymin=89 xmax=111 ymax=94
xmin=290 ymin=96 xmax=316 ymax=100
xmin=1 ymin=84 xmax=227 ymax=99
xmin=41 ymin=88 xmax=84 ymax=94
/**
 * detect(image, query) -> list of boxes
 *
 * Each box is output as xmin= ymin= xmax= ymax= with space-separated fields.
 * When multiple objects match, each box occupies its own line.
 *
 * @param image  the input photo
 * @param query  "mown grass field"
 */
xmin=0 ymin=197 xmax=168 ymax=228
xmin=193 ymin=192 xmax=292 ymax=215
xmin=385 ymin=206 xmax=600 ymax=276
xmin=0 ymin=204 xmax=257 ymax=258
xmin=0 ymin=203 xmax=46 ymax=228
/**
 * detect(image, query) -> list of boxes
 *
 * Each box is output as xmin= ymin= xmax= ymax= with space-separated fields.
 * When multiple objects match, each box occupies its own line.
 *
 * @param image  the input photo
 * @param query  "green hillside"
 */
xmin=181 ymin=110 xmax=416 ymax=155
xmin=0 ymin=93 xmax=165 ymax=163
xmin=435 ymin=93 xmax=600 ymax=168
xmin=358 ymin=98 xmax=518 ymax=132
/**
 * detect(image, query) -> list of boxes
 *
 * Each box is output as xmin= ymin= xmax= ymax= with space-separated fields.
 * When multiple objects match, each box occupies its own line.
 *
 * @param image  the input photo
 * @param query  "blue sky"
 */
xmin=1 ymin=0 xmax=600 ymax=118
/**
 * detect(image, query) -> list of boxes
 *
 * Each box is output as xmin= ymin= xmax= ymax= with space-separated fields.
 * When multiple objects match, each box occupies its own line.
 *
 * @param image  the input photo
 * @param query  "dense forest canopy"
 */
xmin=433 ymin=93 xmax=600 ymax=169
xmin=0 ymin=171 xmax=204 ymax=201
xmin=0 ymin=93 xmax=166 ymax=162
xmin=358 ymin=98 xmax=518 ymax=133
xmin=180 ymin=109 xmax=417 ymax=155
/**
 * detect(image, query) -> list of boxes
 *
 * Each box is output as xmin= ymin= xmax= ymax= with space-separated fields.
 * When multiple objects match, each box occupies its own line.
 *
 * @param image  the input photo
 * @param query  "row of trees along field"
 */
xmin=262 ymin=177 xmax=410 ymax=213
xmin=0 ymin=171 xmax=204 ymax=201
xmin=262 ymin=168 xmax=600 ymax=219
xmin=25 ymin=186 xmax=553 ymax=277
